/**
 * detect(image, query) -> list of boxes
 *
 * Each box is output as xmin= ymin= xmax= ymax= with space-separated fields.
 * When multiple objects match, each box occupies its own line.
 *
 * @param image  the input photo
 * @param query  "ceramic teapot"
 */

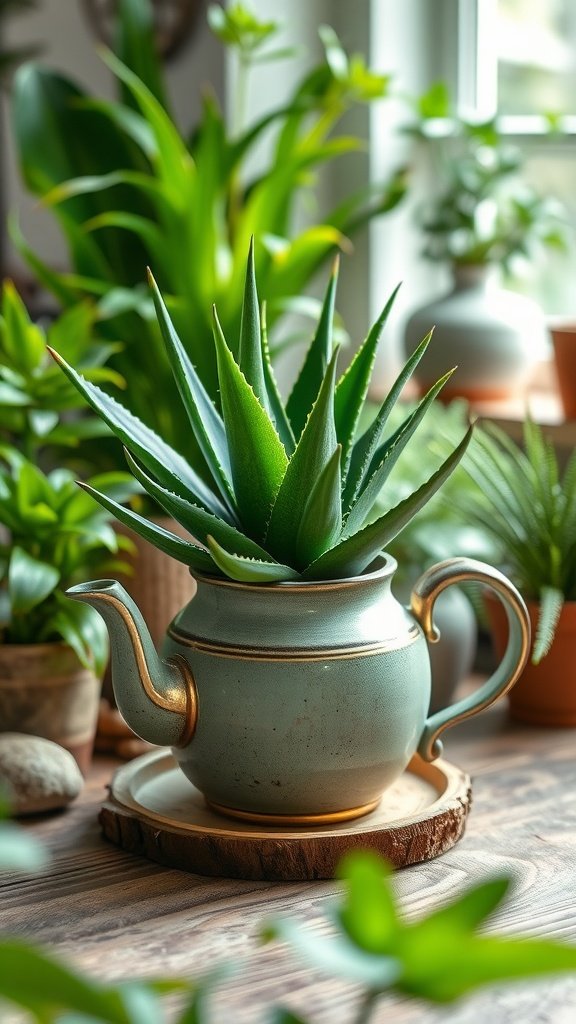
xmin=68 ymin=555 xmax=530 ymax=824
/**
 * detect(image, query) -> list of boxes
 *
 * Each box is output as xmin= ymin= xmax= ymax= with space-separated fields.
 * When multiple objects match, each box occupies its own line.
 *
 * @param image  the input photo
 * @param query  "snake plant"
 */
xmin=50 ymin=248 xmax=472 ymax=583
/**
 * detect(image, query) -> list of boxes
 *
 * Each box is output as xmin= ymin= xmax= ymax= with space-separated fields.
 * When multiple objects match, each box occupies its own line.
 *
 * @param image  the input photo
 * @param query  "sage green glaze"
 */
xmin=67 ymin=555 xmax=530 ymax=817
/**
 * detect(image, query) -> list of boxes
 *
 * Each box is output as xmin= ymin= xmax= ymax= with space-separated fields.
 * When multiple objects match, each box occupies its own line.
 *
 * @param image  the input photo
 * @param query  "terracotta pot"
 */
xmin=550 ymin=323 xmax=576 ymax=421
xmin=485 ymin=593 xmax=576 ymax=726
xmin=0 ymin=643 xmax=101 ymax=773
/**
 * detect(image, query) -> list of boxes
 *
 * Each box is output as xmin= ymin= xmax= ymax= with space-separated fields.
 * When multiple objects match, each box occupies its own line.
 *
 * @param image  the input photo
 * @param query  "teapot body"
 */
xmin=163 ymin=556 xmax=431 ymax=821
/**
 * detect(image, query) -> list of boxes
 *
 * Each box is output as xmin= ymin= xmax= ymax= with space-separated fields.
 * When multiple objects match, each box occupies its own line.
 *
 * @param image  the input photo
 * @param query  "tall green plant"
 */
xmin=51 ymin=248 xmax=472 ymax=583
xmin=12 ymin=0 xmax=407 ymax=456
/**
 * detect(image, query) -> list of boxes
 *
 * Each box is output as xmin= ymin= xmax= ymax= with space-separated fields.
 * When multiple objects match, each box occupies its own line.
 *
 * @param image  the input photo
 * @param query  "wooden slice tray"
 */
xmin=100 ymin=750 xmax=471 ymax=880
xmin=99 ymin=749 xmax=471 ymax=884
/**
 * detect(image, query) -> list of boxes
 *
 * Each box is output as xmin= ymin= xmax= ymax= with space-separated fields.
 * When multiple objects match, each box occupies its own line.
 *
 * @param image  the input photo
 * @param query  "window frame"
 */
xmin=457 ymin=0 xmax=576 ymax=134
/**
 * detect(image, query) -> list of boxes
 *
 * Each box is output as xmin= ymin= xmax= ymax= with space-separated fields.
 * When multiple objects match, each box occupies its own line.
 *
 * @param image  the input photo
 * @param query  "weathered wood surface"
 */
xmin=3 ymin=695 xmax=576 ymax=1023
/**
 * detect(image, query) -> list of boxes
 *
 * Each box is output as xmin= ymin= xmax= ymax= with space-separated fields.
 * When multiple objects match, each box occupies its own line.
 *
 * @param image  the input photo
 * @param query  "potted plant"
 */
xmin=47 ymin=246 xmax=531 ymax=822
xmin=403 ymin=83 xmax=567 ymax=403
xmin=0 ymin=281 xmax=135 ymax=772
xmin=451 ymin=415 xmax=576 ymax=727
xmin=12 ymin=0 xmax=407 ymax=436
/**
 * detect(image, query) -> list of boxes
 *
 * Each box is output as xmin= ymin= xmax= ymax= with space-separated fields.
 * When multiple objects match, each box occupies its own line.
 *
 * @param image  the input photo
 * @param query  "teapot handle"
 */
xmin=411 ymin=557 xmax=531 ymax=761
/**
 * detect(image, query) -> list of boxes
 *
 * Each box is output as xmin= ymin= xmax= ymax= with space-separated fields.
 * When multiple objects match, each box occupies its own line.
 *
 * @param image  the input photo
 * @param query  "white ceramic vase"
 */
xmin=404 ymin=264 xmax=547 ymax=402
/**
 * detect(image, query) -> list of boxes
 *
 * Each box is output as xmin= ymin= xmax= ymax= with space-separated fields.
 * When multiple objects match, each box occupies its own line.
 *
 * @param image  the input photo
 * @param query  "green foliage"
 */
xmin=368 ymin=398 xmax=497 ymax=581
xmin=453 ymin=417 xmax=576 ymax=662
xmin=0 ymin=279 xmax=122 ymax=468
xmin=0 ymin=280 xmax=136 ymax=670
xmin=0 ymin=451 xmax=134 ymax=672
xmin=11 ymin=0 xmax=407 ymax=454
xmin=408 ymin=83 xmax=568 ymax=270
xmin=52 ymin=251 xmax=472 ymax=583
xmin=265 ymin=851 xmax=576 ymax=1012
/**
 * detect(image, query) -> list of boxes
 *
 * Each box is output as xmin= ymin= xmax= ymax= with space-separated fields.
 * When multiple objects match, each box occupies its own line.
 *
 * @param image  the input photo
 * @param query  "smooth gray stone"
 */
xmin=0 ymin=733 xmax=84 ymax=816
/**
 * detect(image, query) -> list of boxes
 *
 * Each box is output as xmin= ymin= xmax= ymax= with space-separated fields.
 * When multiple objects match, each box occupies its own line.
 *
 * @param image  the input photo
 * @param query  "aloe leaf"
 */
xmin=265 ymin=349 xmax=340 ymax=566
xmin=48 ymin=348 xmax=234 ymax=523
xmin=303 ymin=425 xmax=473 ymax=579
xmin=124 ymin=450 xmax=273 ymax=562
xmin=207 ymin=536 xmax=301 ymax=582
xmin=295 ymin=445 xmax=342 ymax=565
xmin=343 ymin=330 xmax=433 ymax=509
xmin=261 ymin=303 xmax=295 ymax=454
xmin=334 ymin=282 xmax=401 ymax=467
xmin=147 ymin=271 xmax=235 ymax=510
xmin=238 ymin=238 xmax=268 ymax=409
xmin=286 ymin=258 xmax=338 ymax=439
xmin=212 ymin=310 xmax=288 ymax=540
xmin=77 ymin=482 xmax=217 ymax=573
xmin=343 ymin=369 xmax=455 ymax=535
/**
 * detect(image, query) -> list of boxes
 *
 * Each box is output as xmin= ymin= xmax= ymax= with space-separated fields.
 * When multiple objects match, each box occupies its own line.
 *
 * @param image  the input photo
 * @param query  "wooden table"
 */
xmin=3 ymin=695 xmax=576 ymax=1023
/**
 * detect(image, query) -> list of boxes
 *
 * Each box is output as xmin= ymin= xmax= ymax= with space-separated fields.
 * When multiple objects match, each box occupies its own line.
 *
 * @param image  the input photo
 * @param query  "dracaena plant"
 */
xmin=50 ymin=246 xmax=472 ymax=584
xmin=12 ymin=0 xmax=407 ymax=453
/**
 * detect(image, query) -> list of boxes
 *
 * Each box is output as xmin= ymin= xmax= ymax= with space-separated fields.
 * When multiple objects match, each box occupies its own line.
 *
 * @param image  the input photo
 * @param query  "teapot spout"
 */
xmin=66 ymin=580 xmax=196 ymax=748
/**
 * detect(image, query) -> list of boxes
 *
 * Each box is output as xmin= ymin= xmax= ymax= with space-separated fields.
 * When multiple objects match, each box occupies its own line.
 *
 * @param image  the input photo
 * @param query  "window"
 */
xmin=456 ymin=0 xmax=576 ymax=314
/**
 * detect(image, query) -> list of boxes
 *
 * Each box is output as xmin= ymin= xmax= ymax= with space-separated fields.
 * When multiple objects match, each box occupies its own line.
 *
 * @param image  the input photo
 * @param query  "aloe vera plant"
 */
xmin=50 ymin=248 xmax=472 ymax=583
